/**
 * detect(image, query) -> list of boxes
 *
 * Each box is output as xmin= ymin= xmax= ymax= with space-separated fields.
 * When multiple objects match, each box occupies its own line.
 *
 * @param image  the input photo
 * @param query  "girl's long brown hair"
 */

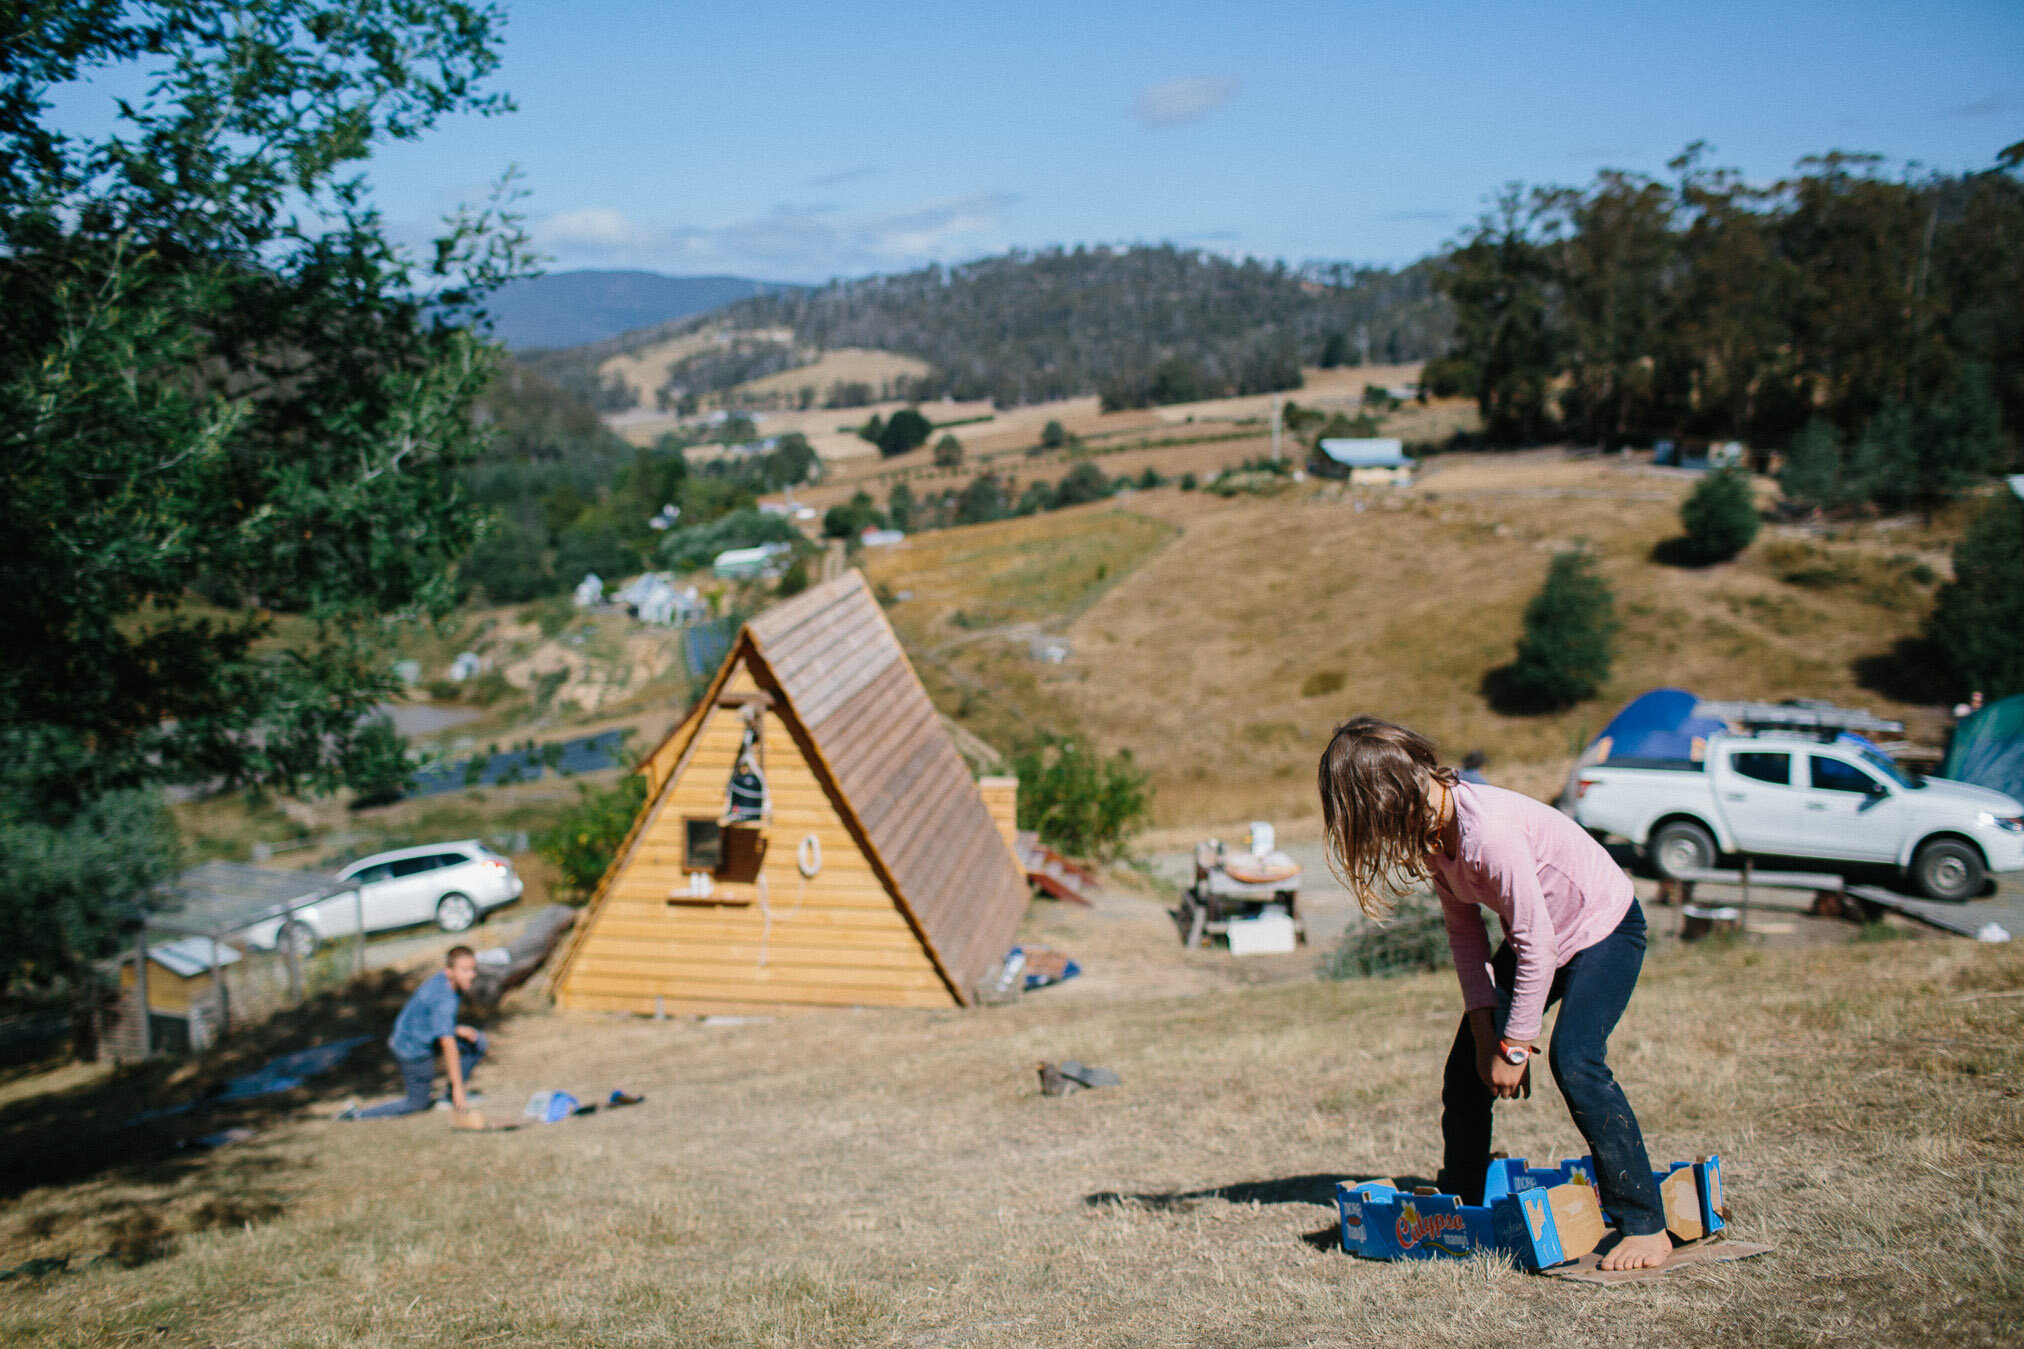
xmin=1317 ymin=716 xmax=1457 ymax=919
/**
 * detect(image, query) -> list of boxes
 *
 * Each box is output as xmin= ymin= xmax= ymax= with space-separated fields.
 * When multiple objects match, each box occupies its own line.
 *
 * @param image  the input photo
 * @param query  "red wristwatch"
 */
xmin=1498 ymin=1039 xmax=1531 ymax=1066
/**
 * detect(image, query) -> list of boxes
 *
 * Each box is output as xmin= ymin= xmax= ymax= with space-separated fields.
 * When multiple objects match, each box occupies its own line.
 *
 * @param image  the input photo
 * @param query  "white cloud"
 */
xmin=1132 ymin=75 xmax=1241 ymax=129
xmin=529 ymin=193 xmax=1020 ymax=280
xmin=537 ymin=207 xmax=662 ymax=251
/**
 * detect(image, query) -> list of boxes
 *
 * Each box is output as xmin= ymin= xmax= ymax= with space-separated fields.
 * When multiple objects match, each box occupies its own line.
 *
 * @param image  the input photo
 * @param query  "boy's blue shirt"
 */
xmin=389 ymin=969 xmax=459 ymax=1061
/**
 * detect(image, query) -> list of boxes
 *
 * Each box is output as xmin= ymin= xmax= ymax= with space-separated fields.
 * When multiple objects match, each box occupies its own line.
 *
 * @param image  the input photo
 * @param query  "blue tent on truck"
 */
xmin=1557 ymin=688 xmax=1728 ymax=809
xmin=1943 ymin=694 xmax=2024 ymax=803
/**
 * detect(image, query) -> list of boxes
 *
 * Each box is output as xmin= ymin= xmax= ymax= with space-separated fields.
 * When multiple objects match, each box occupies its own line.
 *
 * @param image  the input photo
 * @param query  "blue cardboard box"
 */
xmin=1335 ymin=1154 xmax=1727 ymax=1271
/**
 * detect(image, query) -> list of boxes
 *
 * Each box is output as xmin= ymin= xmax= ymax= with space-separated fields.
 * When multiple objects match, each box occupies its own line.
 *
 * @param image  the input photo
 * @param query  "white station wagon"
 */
xmin=242 ymin=841 xmax=524 ymax=955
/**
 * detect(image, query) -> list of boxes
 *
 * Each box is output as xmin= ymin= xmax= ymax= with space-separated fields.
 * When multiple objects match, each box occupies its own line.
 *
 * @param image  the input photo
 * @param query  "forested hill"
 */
xmin=527 ymin=245 xmax=1453 ymax=410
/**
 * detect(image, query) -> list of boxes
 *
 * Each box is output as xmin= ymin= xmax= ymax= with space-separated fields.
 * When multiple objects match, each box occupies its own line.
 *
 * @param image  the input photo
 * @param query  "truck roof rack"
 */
xmin=1692 ymin=699 xmax=1904 ymax=740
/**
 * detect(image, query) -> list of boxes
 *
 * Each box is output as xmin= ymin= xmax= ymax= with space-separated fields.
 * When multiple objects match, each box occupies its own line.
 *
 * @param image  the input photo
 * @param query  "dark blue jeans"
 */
xmin=1437 ymin=901 xmax=1665 ymax=1236
xmin=353 ymin=1033 xmax=486 ymax=1119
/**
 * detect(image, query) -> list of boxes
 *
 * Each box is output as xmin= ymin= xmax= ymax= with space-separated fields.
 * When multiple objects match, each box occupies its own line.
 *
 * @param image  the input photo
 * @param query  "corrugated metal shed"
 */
xmin=1317 ymin=437 xmax=1411 ymax=468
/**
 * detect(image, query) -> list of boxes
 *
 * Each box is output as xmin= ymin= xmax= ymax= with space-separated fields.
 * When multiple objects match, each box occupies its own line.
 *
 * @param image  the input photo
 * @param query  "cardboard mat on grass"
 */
xmin=1545 ymin=1237 xmax=1773 ymax=1285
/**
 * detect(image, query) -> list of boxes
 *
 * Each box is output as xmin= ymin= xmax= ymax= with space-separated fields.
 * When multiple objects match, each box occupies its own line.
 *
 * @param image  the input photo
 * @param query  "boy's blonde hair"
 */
xmin=1317 ymin=716 xmax=1456 ymax=919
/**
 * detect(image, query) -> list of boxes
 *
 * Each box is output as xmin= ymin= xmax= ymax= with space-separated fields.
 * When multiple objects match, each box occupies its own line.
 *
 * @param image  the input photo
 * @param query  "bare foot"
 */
xmin=1598 ymin=1231 xmax=1672 ymax=1271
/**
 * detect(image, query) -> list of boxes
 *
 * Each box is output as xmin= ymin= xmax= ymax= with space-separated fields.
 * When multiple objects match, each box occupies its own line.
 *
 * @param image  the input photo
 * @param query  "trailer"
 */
xmin=1178 ymin=823 xmax=1305 ymax=952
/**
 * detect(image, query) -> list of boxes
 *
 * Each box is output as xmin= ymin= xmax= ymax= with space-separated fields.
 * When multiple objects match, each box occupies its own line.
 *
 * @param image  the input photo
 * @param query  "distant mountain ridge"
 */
xmin=521 ymin=246 xmax=1454 ymax=411
xmin=488 ymin=270 xmax=806 ymax=350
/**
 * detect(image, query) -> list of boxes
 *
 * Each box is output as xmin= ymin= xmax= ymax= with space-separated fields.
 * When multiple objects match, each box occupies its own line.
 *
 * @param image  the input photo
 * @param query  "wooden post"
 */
xmin=1740 ymin=857 xmax=1752 ymax=936
xmin=209 ymin=935 xmax=230 ymax=1042
xmin=132 ymin=926 xmax=151 ymax=1060
xmin=283 ymin=901 xmax=304 ymax=1004
xmin=353 ymin=885 xmax=367 ymax=979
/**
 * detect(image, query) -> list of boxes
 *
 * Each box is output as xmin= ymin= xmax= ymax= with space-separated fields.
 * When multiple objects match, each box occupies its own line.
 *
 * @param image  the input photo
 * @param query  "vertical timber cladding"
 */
xmin=555 ymin=569 xmax=1029 ymax=1015
xmin=557 ymin=678 xmax=953 ymax=1014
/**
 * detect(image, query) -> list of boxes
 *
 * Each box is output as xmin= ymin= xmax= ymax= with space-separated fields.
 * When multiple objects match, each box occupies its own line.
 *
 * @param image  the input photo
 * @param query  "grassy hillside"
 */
xmin=4 ymin=893 xmax=2019 ymax=1346
xmin=864 ymin=450 xmax=1954 ymax=828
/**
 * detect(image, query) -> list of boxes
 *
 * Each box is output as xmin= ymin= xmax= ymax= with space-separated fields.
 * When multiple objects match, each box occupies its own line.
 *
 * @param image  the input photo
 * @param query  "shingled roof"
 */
xmin=740 ymin=570 xmax=1027 ymax=1000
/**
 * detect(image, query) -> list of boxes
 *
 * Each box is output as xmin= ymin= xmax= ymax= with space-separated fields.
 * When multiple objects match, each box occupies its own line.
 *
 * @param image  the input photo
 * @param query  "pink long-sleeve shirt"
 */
xmin=1425 ymin=781 xmax=1634 ymax=1043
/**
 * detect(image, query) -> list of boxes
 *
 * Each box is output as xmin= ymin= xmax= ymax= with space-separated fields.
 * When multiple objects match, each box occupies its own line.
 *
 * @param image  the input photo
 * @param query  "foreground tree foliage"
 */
xmin=0 ymin=1 xmax=523 ymax=1044
xmin=1434 ymin=145 xmax=2023 ymax=510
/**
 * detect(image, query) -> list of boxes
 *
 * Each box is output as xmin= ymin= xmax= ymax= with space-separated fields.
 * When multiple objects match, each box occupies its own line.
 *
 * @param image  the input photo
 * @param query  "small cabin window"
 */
xmin=1730 ymin=751 xmax=1791 ymax=786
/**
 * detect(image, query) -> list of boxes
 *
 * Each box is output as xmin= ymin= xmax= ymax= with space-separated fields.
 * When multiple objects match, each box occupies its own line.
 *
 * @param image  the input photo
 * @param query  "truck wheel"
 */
xmin=1650 ymin=820 xmax=1716 ymax=879
xmin=1912 ymin=839 xmax=1984 ymax=903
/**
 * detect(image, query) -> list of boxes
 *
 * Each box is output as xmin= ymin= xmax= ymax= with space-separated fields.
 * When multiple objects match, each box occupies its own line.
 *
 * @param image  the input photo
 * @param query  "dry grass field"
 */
xmin=3 ymin=882 xmax=2021 ymax=1347
xmin=725 ymin=347 xmax=934 ymax=407
xmin=864 ymin=450 xmax=1953 ymax=827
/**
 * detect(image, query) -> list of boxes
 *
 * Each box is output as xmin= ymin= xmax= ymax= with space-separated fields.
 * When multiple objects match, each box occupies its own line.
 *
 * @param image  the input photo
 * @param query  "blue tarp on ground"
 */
xmin=1943 ymin=693 xmax=2024 ymax=803
xmin=407 ymin=729 xmax=630 ymax=799
xmin=1587 ymin=688 xmax=1728 ymax=766
xmin=683 ymin=618 xmax=735 ymax=679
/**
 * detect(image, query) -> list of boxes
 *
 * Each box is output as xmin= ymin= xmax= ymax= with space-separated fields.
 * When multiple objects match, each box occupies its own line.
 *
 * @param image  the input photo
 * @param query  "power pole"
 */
xmin=1271 ymin=395 xmax=1283 ymax=465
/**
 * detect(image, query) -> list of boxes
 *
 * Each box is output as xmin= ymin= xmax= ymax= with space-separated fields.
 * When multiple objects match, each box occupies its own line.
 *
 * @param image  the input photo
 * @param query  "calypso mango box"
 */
xmin=1336 ymin=1154 xmax=1725 ymax=1270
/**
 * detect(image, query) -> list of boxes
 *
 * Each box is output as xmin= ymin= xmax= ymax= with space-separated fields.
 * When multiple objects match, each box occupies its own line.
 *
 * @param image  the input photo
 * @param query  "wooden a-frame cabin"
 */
xmin=551 ymin=570 xmax=1029 ymax=1014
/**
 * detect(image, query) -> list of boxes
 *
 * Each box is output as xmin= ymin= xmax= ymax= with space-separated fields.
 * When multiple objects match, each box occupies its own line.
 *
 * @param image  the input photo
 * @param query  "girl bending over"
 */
xmin=1318 ymin=716 xmax=1670 ymax=1270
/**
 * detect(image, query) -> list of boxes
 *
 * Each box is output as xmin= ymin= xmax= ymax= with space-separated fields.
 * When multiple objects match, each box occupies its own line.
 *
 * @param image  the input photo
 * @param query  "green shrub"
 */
xmin=464 ymin=515 xmax=554 ymax=603
xmin=1677 ymin=468 xmax=1759 ymax=563
xmin=1929 ymin=494 xmax=2024 ymax=698
xmin=1010 ymin=736 xmax=1151 ymax=860
xmin=877 ymin=408 xmax=934 ymax=457
xmin=1301 ymin=670 xmax=1346 ymax=697
xmin=536 ymin=772 xmax=649 ymax=903
xmin=823 ymin=491 xmax=885 ymax=540
xmin=343 ymin=717 xmax=414 ymax=809
xmin=932 ymin=433 xmax=964 ymax=469
xmin=1319 ymin=894 xmax=1473 ymax=979
xmin=1050 ymin=461 xmax=1111 ymax=508
xmin=1493 ymin=546 xmax=1619 ymax=712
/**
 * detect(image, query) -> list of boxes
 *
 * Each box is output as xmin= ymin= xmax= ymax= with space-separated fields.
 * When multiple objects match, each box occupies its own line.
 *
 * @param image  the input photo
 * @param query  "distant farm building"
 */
xmin=550 ymin=570 xmax=1029 ymax=1014
xmin=1314 ymin=438 xmax=1414 ymax=486
xmin=711 ymin=541 xmax=793 ymax=580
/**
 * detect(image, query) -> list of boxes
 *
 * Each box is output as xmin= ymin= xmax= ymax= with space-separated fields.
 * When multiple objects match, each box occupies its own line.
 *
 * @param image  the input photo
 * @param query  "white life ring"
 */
xmin=797 ymin=833 xmax=822 ymax=879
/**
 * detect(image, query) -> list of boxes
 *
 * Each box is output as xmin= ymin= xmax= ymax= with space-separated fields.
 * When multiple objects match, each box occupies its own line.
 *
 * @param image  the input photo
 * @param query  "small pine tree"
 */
xmin=1041 ymin=419 xmax=1068 ymax=450
xmin=1678 ymin=468 xmax=1760 ymax=563
xmin=1779 ymin=418 xmax=1850 ymax=512
xmin=932 ymin=433 xmax=964 ymax=468
xmin=1928 ymin=494 xmax=2024 ymax=699
xmin=887 ymin=482 xmax=916 ymax=532
xmin=1500 ymin=548 xmax=1619 ymax=711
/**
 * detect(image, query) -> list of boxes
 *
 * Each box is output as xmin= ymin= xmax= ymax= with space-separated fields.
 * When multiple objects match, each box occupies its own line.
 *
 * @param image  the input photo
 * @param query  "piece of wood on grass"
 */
xmin=1661 ymin=1166 xmax=1705 ymax=1241
xmin=1545 ymin=1181 xmax=1608 ymax=1260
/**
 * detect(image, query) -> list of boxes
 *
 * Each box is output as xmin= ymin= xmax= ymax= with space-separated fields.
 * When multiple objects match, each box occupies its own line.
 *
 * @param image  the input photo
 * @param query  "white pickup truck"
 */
xmin=1571 ymin=732 xmax=2024 ymax=902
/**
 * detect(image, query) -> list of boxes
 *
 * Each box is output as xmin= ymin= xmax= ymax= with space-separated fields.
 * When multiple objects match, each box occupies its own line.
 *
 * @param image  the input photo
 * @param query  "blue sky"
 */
xmin=55 ymin=1 xmax=2024 ymax=282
